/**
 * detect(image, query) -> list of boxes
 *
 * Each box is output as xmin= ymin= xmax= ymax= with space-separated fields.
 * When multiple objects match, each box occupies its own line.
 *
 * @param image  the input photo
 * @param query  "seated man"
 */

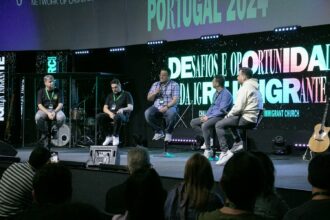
xmin=190 ymin=75 xmax=233 ymax=158
xmin=145 ymin=67 xmax=180 ymax=142
xmin=97 ymin=78 xmax=133 ymax=146
xmin=215 ymin=67 xmax=263 ymax=165
xmin=283 ymin=153 xmax=330 ymax=220
xmin=35 ymin=75 xmax=66 ymax=148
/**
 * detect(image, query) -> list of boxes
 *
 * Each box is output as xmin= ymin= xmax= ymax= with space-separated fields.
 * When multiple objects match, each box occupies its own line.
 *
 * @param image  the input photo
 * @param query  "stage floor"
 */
xmin=16 ymin=146 xmax=311 ymax=191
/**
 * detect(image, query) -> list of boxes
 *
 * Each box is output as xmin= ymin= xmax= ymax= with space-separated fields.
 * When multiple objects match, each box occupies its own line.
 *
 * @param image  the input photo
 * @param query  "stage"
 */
xmin=16 ymin=146 xmax=311 ymax=191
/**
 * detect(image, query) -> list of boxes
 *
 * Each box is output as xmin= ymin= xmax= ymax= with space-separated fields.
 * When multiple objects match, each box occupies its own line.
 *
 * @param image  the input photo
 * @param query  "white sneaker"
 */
xmin=112 ymin=136 xmax=120 ymax=146
xmin=164 ymin=133 xmax=172 ymax=142
xmin=201 ymin=138 xmax=213 ymax=149
xmin=216 ymin=150 xmax=234 ymax=166
xmin=152 ymin=132 xmax=165 ymax=140
xmin=203 ymin=149 xmax=213 ymax=158
xmin=231 ymin=141 xmax=243 ymax=153
xmin=102 ymin=136 xmax=112 ymax=146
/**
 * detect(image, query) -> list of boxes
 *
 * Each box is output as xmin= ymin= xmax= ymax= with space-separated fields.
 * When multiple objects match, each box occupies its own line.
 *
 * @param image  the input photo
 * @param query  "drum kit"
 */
xmin=50 ymin=107 xmax=95 ymax=147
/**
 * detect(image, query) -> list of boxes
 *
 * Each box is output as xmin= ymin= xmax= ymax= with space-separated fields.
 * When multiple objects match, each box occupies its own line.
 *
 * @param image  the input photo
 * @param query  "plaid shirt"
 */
xmin=148 ymin=80 xmax=180 ymax=109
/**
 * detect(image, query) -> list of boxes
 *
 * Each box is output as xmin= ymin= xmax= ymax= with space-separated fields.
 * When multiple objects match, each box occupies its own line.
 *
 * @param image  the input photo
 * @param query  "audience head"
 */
xmin=308 ymin=152 xmax=330 ymax=191
xmin=127 ymin=147 xmax=151 ymax=174
xmin=33 ymin=163 xmax=72 ymax=205
xmin=125 ymin=168 xmax=166 ymax=220
xmin=220 ymin=151 xmax=264 ymax=211
xmin=251 ymin=151 xmax=275 ymax=195
xmin=184 ymin=153 xmax=215 ymax=209
xmin=28 ymin=147 xmax=51 ymax=170
xmin=237 ymin=67 xmax=253 ymax=84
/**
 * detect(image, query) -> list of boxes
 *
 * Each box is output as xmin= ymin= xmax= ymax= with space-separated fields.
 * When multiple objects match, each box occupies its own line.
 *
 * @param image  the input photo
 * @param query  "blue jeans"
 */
xmin=144 ymin=106 xmax=178 ymax=134
xmin=190 ymin=116 xmax=222 ymax=147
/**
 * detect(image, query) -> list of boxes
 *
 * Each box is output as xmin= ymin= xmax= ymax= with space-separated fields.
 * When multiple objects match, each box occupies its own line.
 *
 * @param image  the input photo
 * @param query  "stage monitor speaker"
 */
xmin=0 ymin=140 xmax=18 ymax=157
xmin=88 ymin=146 xmax=120 ymax=166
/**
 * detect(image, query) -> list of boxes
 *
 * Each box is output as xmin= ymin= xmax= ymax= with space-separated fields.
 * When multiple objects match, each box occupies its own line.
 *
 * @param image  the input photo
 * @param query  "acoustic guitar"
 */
xmin=308 ymin=101 xmax=330 ymax=152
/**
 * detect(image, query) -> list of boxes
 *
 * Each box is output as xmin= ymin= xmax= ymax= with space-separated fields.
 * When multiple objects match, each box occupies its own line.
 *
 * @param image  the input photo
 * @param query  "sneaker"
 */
xmin=231 ymin=141 xmax=244 ymax=153
xmin=112 ymin=136 xmax=120 ymax=146
xmin=152 ymin=132 xmax=165 ymax=141
xmin=102 ymin=136 xmax=113 ymax=146
xmin=216 ymin=150 xmax=234 ymax=166
xmin=201 ymin=137 xmax=214 ymax=149
xmin=203 ymin=149 xmax=213 ymax=159
xmin=164 ymin=133 xmax=172 ymax=142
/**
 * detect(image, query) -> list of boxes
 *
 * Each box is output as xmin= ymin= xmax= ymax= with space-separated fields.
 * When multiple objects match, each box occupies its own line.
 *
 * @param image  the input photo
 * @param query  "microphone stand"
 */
xmin=76 ymin=93 xmax=94 ymax=146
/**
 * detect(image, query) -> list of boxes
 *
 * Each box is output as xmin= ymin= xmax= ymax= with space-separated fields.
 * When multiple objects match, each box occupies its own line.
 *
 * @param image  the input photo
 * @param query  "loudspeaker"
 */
xmin=87 ymin=146 xmax=120 ymax=166
xmin=0 ymin=140 xmax=17 ymax=157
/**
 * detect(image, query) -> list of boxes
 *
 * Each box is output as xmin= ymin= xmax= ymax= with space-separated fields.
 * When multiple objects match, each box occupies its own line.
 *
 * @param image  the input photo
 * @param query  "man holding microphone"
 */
xmin=145 ymin=67 xmax=180 ymax=142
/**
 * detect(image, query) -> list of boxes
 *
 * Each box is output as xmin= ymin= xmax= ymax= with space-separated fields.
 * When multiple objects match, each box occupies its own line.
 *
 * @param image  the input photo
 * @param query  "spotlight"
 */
xmin=147 ymin=40 xmax=166 ymax=45
xmin=273 ymin=25 xmax=301 ymax=33
xmin=109 ymin=47 xmax=126 ymax=52
xmin=74 ymin=50 xmax=90 ymax=55
xmin=200 ymin=34 xmax=222 ymax=40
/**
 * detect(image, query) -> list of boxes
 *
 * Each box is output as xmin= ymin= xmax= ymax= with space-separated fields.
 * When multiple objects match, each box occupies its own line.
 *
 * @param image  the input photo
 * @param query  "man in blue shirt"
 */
xmin=190 ymin=75 xmax=233 ymax=158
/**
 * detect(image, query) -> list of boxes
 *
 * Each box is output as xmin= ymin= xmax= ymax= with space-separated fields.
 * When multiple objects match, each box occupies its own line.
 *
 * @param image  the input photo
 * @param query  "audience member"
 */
xmin=283 ymin=153 xmax=330 ymax=220
xmin=105 ymin=147 xmax=151 ymax=215
xmin=0 ymin=147 xmax=51 ymax=219
xmin=198 ymin=151 xmax=267 ymax=220
xmin=252 ymin=151 xmax=289 ymax=219
xmin=15 ymin=163 xmax=72 ymax=220
xmin=116 ymin=168 xmax=167 ymax=220
xmin=164 ymin=153 xmax=223 ymax=220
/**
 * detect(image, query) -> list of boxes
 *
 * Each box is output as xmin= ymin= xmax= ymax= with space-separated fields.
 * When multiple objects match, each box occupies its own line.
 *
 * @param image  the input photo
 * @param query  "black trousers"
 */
xmin=96 ymin=113 xmax=128 ymax=137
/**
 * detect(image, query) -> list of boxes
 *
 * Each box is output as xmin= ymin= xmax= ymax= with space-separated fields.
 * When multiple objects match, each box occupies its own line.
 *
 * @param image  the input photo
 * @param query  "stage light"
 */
xmin=273 ymin=25 xmax=301 ymax=33
xmin=293 ymin=143 xmax=308 ymax=148
xmin=109 ymin=47 xmax=126 ymax=52
xmin=170 ymin=138 xmax=197 ymax=145
xmin=74 ymin=50 xmax=90 ymax=55
xmin=272 ymin=135 xmax=291 ymax=155
xmin=147 ymin=40 xmax=166 ymax=45
xmin=200 ymin=34 xmax=222 ymax=40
